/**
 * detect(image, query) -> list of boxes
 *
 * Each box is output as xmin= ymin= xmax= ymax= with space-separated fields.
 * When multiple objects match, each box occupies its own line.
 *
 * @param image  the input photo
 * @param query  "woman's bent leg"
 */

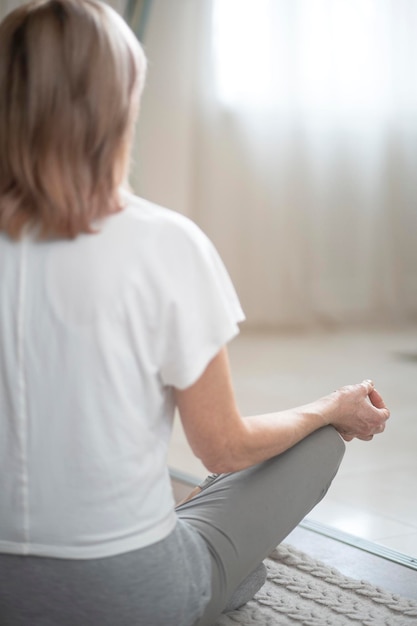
xmin=176 ymin=425 xmax=345 ymax=626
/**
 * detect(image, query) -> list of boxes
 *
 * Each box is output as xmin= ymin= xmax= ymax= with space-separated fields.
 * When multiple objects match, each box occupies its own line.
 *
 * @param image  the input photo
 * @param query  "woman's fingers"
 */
xmin=360 ymin=380 xmax=390 ymax=423
xmin=369 ymin=387 xmax=389 ymax=411
xmin=361 ymin=379 xmax=375 ymax=395
xmin=361 ymin=379 xmax=390 ymax=415
xmin=357 ymin=434 xmax=374 ymax=441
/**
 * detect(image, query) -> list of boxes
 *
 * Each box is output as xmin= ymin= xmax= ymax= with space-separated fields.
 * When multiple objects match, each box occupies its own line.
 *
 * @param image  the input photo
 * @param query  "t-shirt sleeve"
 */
xmin=153 ymin=215 xmax=245 ymax=390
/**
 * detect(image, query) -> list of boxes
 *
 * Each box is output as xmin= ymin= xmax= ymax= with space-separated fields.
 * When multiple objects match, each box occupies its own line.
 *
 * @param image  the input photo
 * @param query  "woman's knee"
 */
xmin=305 ymin=425 xmax=345 ymax=500
xmin=313 ymin=425 xmax=346 ymax=467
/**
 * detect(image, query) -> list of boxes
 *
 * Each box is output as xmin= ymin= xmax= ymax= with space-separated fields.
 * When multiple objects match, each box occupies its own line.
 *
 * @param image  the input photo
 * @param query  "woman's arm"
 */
xmin=174 ymin=347 xmax=390 ymax=474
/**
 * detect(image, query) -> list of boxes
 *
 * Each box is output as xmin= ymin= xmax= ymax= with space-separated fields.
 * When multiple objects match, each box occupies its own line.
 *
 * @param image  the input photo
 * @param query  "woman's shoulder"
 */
xmin=119 ymin=190 xmax=211 ymax=251
xmin=121 ymin=191 xmax=202 ymax=234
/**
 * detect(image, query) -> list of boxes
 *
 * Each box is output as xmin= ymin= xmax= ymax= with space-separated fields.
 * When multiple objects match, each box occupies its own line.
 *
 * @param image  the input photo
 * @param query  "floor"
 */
xmin=168 ymin=326 xmax=417 ymax=560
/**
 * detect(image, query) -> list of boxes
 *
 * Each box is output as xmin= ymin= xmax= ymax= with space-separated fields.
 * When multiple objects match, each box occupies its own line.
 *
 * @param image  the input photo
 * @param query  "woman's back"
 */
xmin=0 ymin=193 xmax=238 ymax=559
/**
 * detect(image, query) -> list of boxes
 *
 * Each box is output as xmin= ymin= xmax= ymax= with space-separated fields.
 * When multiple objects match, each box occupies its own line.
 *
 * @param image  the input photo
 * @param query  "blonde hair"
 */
xmin=0 ymin=0 xmax=147 ymax=239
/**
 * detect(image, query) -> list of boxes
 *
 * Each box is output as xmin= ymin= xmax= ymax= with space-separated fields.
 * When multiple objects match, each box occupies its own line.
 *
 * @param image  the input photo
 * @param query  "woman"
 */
xmin=0 ymin=1 xmax=390 ymax=625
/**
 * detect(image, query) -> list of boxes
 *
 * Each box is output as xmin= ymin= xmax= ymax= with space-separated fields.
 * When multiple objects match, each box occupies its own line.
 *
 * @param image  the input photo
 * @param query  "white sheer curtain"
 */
xmin=189 ymin=0 xmax=417 ymax=328
xmin=134 ymin=0 xmax=417 ymax=328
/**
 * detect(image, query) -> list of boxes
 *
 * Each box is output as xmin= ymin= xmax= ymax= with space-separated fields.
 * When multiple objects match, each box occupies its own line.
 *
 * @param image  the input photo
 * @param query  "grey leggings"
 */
xmin=0 ymin=426 xmax=345 ymax=626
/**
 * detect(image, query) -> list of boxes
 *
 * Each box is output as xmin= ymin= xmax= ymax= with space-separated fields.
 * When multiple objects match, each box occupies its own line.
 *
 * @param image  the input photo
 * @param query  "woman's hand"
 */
xmin=314 ymin=380 xmax=390 ymax=442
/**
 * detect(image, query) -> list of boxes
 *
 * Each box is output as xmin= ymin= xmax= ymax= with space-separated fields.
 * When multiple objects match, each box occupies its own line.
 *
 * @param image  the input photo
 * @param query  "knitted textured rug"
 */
xmin=214 ymin=544 xmax=417 ymax=626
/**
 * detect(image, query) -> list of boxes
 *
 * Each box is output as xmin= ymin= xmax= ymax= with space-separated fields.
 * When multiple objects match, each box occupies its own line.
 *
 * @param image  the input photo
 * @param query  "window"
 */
xmin=212 ymin=0 xmax=408 ymax=120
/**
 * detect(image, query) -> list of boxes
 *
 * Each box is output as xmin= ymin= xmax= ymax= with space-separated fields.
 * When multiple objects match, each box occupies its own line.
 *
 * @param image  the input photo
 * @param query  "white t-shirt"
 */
xmin=0 ymin=192 xmax=244 ymax=559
